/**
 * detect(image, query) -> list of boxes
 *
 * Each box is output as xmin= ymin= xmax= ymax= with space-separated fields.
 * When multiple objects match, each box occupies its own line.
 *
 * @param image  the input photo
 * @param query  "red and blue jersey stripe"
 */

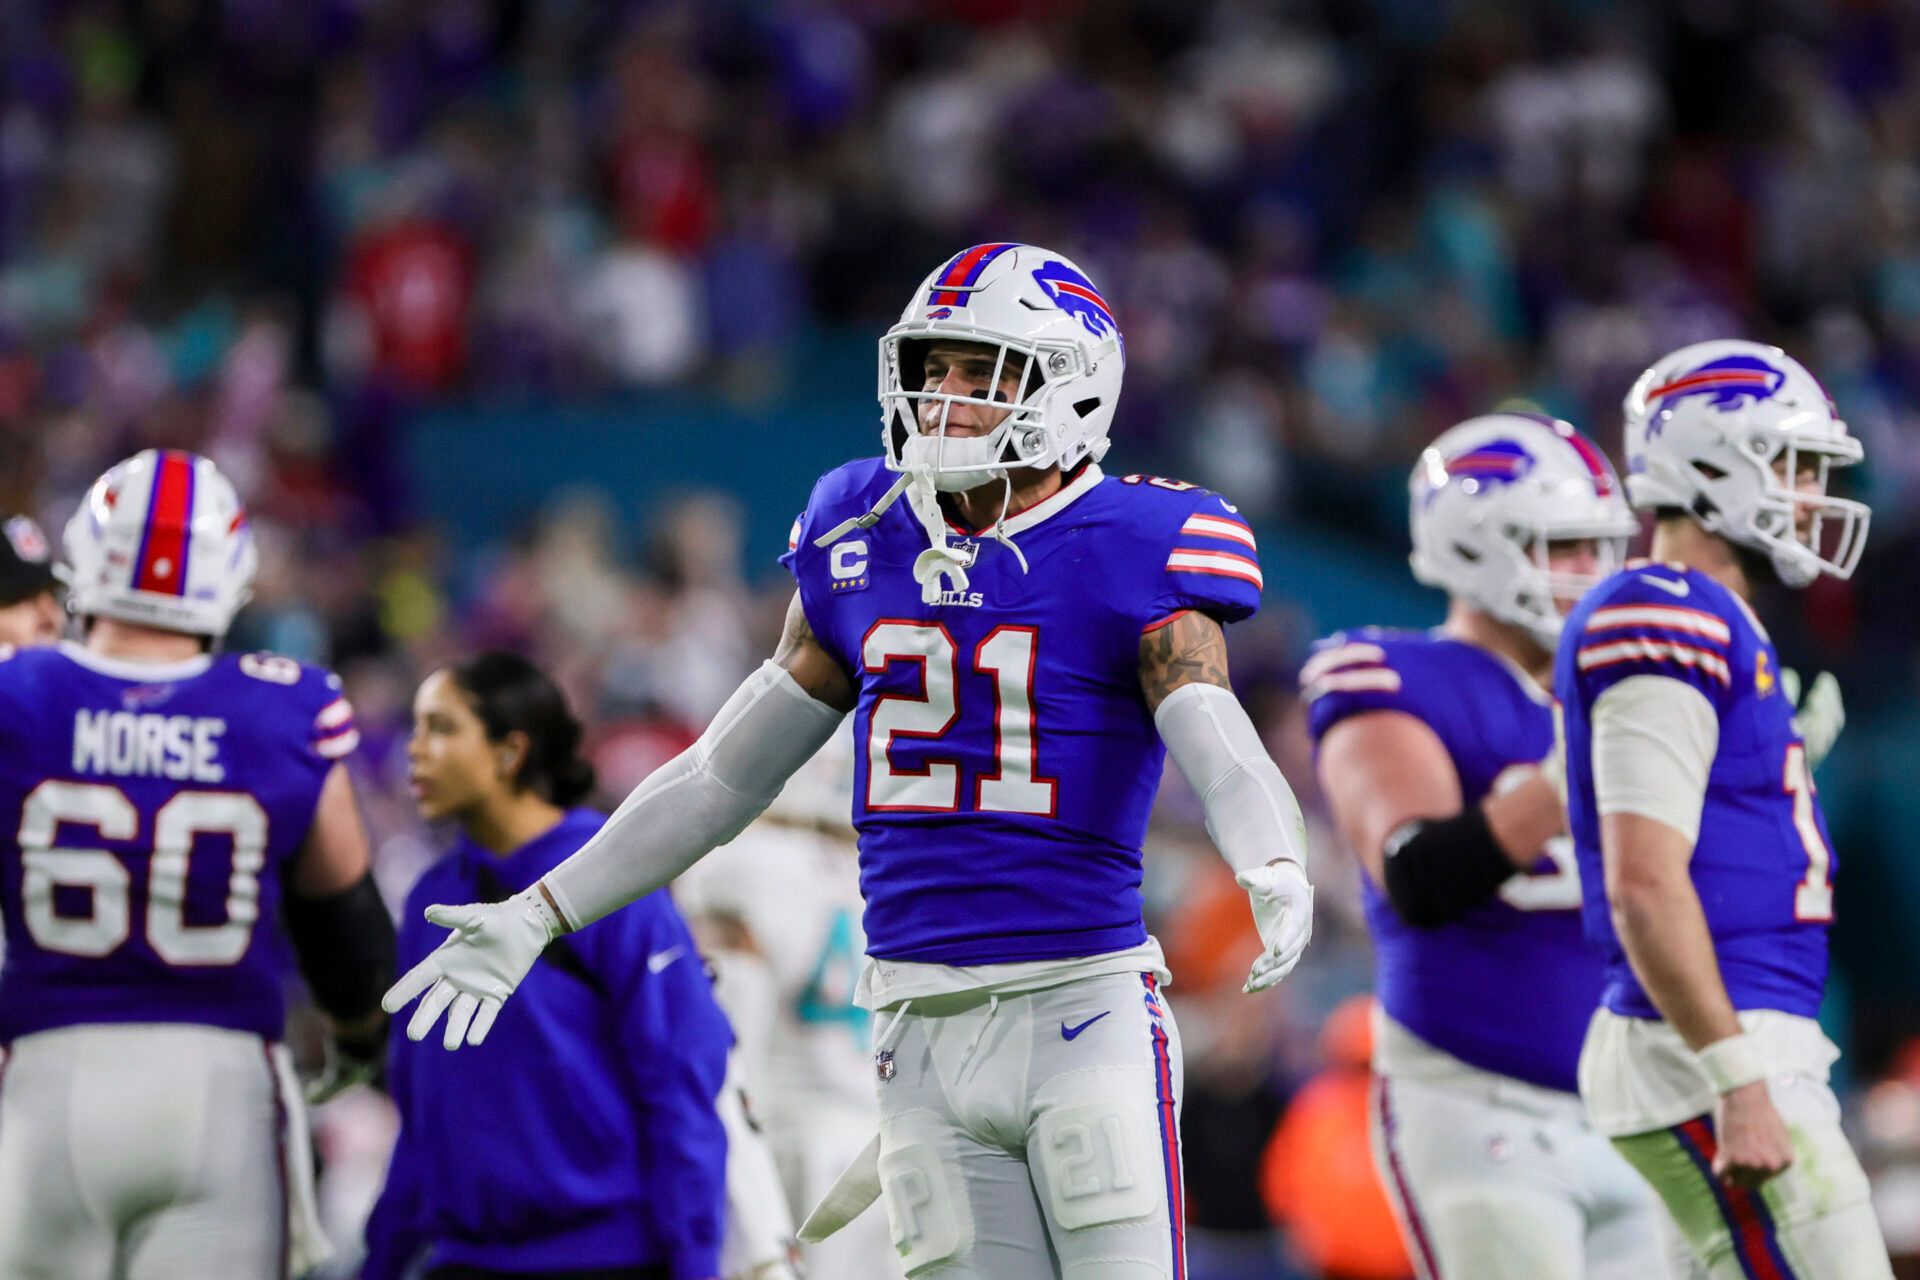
xmin=131 ymin=450 xmax=196 ymax=596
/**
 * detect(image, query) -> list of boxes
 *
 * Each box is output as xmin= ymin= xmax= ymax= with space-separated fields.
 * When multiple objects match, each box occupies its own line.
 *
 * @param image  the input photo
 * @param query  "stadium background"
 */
xmin=5 ymin=0 xmax=1920 ymax=1275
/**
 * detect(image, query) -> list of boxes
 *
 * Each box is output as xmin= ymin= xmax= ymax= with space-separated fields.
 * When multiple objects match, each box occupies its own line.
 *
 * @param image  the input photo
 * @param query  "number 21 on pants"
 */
xmin=863 ymin=621 xmax=1056 ymax=816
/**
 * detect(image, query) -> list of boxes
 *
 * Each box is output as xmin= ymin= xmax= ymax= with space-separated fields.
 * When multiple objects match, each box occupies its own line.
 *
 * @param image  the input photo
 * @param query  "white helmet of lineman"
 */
xmin=63 ymin=449 xmax=258 ymax=638
xmin=1623 ymin=339 xmax=1868 ymax=588
xmin=1411 ymin=413 xmax=1637 ymax=649
xmin=878 ymin=242 xmax=1123 ymax=493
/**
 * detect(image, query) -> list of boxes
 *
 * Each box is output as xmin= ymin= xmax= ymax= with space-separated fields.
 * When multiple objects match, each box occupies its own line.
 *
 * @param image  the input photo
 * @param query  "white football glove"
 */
xmin=1780 ymin=668 xmax=1844 ymax=771
xmin=1235 ymin=859 xmax=1314 ymax=993
xmin=381 ymin=886 xmax=564 ymax=1049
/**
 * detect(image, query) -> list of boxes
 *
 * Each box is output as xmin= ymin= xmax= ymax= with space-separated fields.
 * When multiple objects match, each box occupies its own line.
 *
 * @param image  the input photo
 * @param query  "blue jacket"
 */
xmin=364 ymin=809 xmax=732 ymax=1280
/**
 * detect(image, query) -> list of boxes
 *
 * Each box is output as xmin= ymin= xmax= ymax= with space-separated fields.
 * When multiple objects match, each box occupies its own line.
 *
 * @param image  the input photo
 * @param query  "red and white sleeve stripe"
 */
xmin=313 ymin=696 xmax=360 ymax=760
xmin=1179 ymin=513 xmax=1257 ymax=550
xmin=1298 ymin=641 xmax=1401 ymax=700
xmin=1584 ymin=605 xmax=1732 ymax=646
xmin=1575 ymin=637 xmax=1732 ymax=686
xmin=1165 ymin=548 xmax=1262 ymax=589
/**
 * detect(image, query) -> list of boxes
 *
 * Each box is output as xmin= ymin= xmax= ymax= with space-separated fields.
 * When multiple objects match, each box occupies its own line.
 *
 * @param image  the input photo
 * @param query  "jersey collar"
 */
xmin=59 ymin=640 xmax=214 ymax=682
xmin=943 ymin=465 xmax=1105 ymax=538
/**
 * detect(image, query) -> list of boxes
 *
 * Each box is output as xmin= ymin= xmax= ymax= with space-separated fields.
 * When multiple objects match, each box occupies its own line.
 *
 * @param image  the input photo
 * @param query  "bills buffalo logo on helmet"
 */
xmin=1436 ymin=439 xmax=1535 ymax=503
xmin=1031 ymin=259 xmax=1118 ymax=342
xmin=1648 ymin=355 xmax=1787 ymax=415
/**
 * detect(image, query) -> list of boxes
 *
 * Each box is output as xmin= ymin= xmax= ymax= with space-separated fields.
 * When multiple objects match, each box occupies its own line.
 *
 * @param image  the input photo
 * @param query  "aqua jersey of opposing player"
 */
xmin=782 ymin=459 xmax=1259 ymax=969
xmin=1307 ymin=629 xmax=1594 ymax=1089
xmin=381 ymin=243 xmax=1318 ymax=1280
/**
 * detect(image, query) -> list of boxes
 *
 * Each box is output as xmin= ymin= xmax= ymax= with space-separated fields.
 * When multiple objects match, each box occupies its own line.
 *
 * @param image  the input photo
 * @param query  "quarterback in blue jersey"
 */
xmin=384 ymin=243 xmax=1318 ymax=1279
xmin=1560 ymin=340 xmax=1892 ymax=1277
xmin=1307 ymin=413 xmax=1687 ymax=1280
xmin=0 ymin=450 xmax=394 ymax=1279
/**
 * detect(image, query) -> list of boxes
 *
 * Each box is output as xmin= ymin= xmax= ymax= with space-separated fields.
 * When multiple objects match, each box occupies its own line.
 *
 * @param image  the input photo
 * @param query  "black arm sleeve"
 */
xmin=1379 ymin=805 xmax=1516 ymax=928
xmin=284 ymin=873 xmax=396 ymax=1023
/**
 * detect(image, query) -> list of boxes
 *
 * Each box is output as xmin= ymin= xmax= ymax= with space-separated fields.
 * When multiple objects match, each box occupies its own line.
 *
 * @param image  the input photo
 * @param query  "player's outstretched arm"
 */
xmin=383 ymin=594 xmax=855 ymax=1049
xmin=1317 ymin=713 xmax=1563 ymax=927
xmin=1143 ymin=610 xmax=1315 ymax=992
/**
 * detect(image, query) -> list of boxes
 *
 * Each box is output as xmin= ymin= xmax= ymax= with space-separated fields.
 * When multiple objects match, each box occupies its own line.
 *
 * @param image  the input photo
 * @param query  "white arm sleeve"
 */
xmin=542 ymin=661 xmax=846 ymax=930
xmin=1591 ymin=675 xmax=1718 ymax=846
xmin=1154 ymin=682 xmax=1308 ymax=873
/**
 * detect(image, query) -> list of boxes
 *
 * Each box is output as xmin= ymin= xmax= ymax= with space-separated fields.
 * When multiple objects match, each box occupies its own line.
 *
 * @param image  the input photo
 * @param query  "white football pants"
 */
xmin=872 ymin=971 xmax=1186 ymax=1279
xmin=0 ymin=1023 xmax=326 ymax=1280
xmin=1611 ymin=1075 xmax=1894 ymax=1280
xmin=1372 ymin=1064 xmax=1692 ymax=1280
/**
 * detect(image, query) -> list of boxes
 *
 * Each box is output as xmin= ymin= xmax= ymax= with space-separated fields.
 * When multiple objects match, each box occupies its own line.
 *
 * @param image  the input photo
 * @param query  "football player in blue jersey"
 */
xmin=1560 ymin=340 xmax=1893 ymax=1277
xmin=1305 ymin=413 xmax=1693 ymax=1280
xmin=384 ymin=243 xmax=1317 ymax=1278
xmin=0 ymin=450 xmax=394 ymax=1279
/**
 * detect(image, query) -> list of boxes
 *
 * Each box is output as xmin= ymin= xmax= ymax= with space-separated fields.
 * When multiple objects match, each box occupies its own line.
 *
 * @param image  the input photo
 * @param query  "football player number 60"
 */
xmin=19 ymin=780 xmax=267 ymax=964
xmin=864 ymin=621 xmax=1057 ymax=816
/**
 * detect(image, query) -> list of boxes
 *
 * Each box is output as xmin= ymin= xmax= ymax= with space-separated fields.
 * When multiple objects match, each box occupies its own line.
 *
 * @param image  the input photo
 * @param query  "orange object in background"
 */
xmin=1261 ymin=997 xmax=1413 ymax=1280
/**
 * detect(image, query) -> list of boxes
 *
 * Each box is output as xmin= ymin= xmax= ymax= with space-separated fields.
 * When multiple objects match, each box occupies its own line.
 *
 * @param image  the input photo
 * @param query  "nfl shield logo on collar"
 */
xmin=875 ymin=1049 xmax=896 ymax=1082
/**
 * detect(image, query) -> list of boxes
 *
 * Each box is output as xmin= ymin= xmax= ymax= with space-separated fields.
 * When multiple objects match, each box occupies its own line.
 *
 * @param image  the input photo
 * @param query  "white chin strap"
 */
xmin=814 ymin=432 xmax=1031 ymax=605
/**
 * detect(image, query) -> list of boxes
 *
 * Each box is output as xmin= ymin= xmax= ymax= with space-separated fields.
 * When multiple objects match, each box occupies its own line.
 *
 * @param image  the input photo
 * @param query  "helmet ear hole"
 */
xmin=1072 ymin=397 xmax=1101 ymax=419
xmin=1452 ymin=542 xmax=1482 ymax=564
xmin=1691 ymin=459 xmax=1729 ymax=482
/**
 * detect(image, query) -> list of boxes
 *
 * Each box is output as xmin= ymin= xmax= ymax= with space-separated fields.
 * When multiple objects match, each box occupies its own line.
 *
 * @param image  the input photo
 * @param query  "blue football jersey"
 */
xmin=781 ymin=460 xmax=1261 ymax=966
xmin=1558 ymin=563 xmax=1832 ymax=1020
xmin=0 ymin=642 xmax=356 ymax=1042
xmin=1304 ymin=629 xmax=1601 ymax=1092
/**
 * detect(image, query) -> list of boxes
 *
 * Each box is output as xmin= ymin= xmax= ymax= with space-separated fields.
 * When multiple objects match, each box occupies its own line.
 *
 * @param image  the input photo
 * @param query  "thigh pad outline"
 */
xmin=1032 ymin=1097 xmax=1164 ymax=1232
xmin=878 ymin=1140 xmax=973 ymax=1276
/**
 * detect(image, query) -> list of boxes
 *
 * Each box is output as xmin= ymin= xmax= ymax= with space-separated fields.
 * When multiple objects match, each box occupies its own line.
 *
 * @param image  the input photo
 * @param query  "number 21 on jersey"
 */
xmin=863 ymin=621 xmax=1057 ymax=816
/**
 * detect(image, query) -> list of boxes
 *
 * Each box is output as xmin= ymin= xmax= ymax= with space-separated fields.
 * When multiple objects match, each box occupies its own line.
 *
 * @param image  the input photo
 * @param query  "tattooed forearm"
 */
xmin=1138 ymin=609 xmax=1232 ymax=712
xmin=775 ymin=591 xmax=859 ymax=711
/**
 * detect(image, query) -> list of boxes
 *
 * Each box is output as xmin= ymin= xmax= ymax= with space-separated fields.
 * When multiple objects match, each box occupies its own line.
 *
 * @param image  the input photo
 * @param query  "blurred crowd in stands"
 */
xmin=7 ymin=0 xmax=1920 ymax=1274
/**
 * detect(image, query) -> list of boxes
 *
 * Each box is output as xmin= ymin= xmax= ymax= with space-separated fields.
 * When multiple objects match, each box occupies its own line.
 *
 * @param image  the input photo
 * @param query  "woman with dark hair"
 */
xmin=363 ymin=652 xmax=732 ymax=1280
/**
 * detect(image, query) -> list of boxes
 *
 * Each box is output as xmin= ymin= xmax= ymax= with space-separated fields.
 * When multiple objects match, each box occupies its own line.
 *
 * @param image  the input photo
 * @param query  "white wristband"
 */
xmin=1697 ymin=1033 xmax=1767 ymax=1095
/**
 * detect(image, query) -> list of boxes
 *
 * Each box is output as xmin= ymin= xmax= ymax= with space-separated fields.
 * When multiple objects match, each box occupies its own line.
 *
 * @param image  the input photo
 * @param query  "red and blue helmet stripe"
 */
xmin=1555 ymin=422 xmax=1617 ymax=496
xmin=131 ymin=450 xmax=196 ymax=596
xmin=926 ymin=242 xmax=1020 ymax=307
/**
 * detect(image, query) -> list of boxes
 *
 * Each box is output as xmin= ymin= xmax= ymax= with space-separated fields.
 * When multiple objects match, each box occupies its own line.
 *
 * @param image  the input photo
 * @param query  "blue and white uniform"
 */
xmin=0 ymin=641 xmax=352 ymax=1278
xmin=1305 ymin=630 xmax=1676 ymax=1280
xmin=781 ymin=459 xmax=1259 ymax=1280
xmin=1561 ymin=563 xmax=1888 ymax=1279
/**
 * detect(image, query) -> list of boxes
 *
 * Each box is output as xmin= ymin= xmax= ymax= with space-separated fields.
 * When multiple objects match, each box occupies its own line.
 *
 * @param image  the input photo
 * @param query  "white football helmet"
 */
xmin=1623 ymin=340 xmax=1868 ymax=587
xmin=878 ymin=242 xmax=1123 ymax=492
xmin=63 ymin=449 xmax=258 ymax=638
xmin=1411 ymin=413 xmax=1637 ymax=648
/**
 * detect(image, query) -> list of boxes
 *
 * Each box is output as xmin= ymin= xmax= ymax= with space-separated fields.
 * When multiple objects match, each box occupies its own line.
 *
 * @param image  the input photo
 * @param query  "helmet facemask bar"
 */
xmin=880 ymin=327 xmax=1079 ymax=492
xmin=1716 ymin=428 xmax=1870 ymax=585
